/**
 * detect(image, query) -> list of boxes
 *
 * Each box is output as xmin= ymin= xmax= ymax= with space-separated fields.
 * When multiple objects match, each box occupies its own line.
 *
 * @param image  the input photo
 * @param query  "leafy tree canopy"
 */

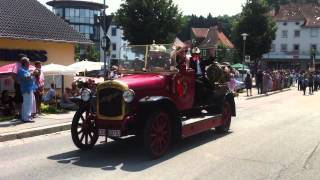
xmin=75 ymin=44 xmax=100 ymax=62
xmin=232 ymin=0 xmax=277 ymax=61
xmin=116 ymin=0 xmax=182 ymax=45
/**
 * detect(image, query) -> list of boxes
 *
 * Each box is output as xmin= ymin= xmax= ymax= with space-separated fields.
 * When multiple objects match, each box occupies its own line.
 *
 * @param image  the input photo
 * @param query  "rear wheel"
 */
xmin=71 ymin=108 xmax=98 ymax=150
xmin=216 ymin=102 xmax=232 ymax=133
xmin=144 ymin=110 xmax=172 ymax=159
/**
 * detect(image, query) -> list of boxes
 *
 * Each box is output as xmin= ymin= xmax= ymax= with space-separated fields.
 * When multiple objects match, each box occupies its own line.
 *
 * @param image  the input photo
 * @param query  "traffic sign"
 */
xmin=101 ymin=35 xmax=111 ymax=51
xmin=245 ymin=55 xmax=250 ymax=63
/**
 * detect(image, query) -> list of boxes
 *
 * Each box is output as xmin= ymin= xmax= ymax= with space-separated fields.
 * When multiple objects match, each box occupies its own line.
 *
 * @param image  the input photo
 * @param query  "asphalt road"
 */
xmin=1 ymin=88 xmax=320 ymax=180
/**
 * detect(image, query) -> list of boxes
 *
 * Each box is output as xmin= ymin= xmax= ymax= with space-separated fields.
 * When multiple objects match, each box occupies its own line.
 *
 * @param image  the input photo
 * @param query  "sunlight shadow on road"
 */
xmin=245 ymin=89 xmax=291 ymax=100
xmin=0 ymin=119 xmax=24 ymax=128
xmin=47 ymin=130 xmax=231 ymax=172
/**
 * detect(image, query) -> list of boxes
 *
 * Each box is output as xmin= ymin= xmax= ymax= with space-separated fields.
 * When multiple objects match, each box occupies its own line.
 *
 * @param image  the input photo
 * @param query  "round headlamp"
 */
xmin=81 ymin=89 xmax=91 ymax=102
xmin=123 ymin=89 xmax=135 ymax=103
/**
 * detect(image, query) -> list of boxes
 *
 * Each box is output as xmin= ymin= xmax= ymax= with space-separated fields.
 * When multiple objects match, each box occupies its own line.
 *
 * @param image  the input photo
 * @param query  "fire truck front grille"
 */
xmin=98 ymin=88 xmax=123 ymax=117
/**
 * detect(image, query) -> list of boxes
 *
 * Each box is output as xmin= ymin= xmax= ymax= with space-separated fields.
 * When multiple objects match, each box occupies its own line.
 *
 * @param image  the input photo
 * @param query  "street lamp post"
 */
xmin=241 ymin=33 xmax=248 ymax=81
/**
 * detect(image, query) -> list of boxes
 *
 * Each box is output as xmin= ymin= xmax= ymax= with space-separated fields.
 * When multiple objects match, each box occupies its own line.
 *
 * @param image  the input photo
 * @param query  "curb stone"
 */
xmin=0 ymin=122 xmax=71 ymax=142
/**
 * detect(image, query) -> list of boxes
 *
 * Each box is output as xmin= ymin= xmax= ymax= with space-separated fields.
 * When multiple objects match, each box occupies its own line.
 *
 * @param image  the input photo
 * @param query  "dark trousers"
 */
xmin=309 ymin=85 xmax=314 ymax=94
xmin=34 ymin=91 xmax=42 ymax=114
xmin=256 ymin=82 xmax=262 ymax=94
xmin=302 ymin=85 xmax=306 ymax=95
xmin=314 ymin=82 xmax=318 ymax=91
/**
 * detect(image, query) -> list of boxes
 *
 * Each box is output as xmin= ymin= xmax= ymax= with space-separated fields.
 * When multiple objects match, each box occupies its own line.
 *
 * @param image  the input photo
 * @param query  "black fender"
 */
xmin=138 ymin=96 xmax=181 ymax=140
xmin=225 ymin=92 xmax=236 ymax=116
xmin=139 ymin=96 xmax=179 ymax=118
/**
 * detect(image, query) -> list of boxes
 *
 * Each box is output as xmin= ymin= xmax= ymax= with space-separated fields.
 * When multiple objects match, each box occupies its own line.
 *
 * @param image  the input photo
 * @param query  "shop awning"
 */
xmin=0 ymin=63 xmax=35 ymax=75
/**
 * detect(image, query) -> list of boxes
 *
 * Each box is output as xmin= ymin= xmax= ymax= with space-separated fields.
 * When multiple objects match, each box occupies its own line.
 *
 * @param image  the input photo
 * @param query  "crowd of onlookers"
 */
xmin=254 ymin=70 xmax=294 ymax=95
xmin=0 ymin=56 xmax=97 ymax=122
xmin=0 ymin=56 xmax=50 ymax=122
xmin=240 ymin=69 xmax=320 ymax=96
xmin=296 ymin=71 xmax=320 ymax=95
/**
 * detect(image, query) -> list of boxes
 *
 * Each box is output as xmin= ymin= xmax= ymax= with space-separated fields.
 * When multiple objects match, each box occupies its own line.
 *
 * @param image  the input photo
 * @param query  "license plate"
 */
xmin=108 ymin=130 xmax=121 ymax=137
xmin=98 ymin=129 xmax=106 ymax=136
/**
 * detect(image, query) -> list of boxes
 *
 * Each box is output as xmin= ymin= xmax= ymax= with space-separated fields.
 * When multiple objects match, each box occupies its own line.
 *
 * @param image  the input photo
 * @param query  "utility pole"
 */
xmin=103 ymin=0 xmax=107 ymax=80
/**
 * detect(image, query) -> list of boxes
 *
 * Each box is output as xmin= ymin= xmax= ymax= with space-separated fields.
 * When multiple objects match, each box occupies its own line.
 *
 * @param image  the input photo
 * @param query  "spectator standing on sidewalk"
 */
xmin=17 ymin=57 xmax=35 ymax=122
xmin=301 ymin=74 xmax=308 ymax=95
xmin=267 ymin=72 xmax=273 ymax=94
xmin=245 ymin=73 xmax=252 ymax=96
xmin=291 ymin=71 xmax=296 ymax=87
xmin=314 ymin=72 xmax=319 ymax=91
xmin=33 ymin=61 xmax=44 ymax=115
xmin=298 ymin=72 xmax=303 ymax=91
xmin=308 ymin=73 xmax=314 ymax=95
xmin=256 ymin=70 xmax=263 ymax=94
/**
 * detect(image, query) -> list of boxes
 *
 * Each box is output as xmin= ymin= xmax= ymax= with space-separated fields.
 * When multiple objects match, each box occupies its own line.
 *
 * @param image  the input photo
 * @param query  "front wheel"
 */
xmin=144 ymin=110 xmax=172 ymax=159
xmin=71 ymin=108 xmax=98 ymax=150
xmin=216 ymin=102 xmax=232 ymax=133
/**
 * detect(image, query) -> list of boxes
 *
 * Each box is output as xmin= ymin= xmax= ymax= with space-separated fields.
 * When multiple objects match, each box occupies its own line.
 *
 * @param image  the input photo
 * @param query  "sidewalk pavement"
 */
xmin=0 ymin=112 xmax=74 ymax=142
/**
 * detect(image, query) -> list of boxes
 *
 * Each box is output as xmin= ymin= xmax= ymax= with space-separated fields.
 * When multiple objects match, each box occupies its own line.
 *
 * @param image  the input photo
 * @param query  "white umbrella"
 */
xmin=42 ymin=63 xmax=76 ymax=76
xmin=68 ymin=60 xmax=104 ymax=73
xmin=42 ymin=63 xmax=77 ymax=107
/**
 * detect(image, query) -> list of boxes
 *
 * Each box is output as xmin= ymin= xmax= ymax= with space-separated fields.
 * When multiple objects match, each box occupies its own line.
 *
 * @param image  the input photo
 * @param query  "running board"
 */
xmin=181 ymin=114 xmax=222 ymax=138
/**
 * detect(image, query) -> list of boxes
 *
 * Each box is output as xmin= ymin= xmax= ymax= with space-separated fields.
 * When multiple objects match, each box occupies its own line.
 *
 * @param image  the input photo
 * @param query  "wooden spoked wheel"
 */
xmin=71 ymin=108 xmax=98 ymax=150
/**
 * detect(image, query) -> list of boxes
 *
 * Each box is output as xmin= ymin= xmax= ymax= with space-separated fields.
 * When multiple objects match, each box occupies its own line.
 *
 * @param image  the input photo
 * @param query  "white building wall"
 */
xmin=99 ymin=25 xmax=129 ymax=62
xmin=263 ymin=21 xmax=320 ymax=60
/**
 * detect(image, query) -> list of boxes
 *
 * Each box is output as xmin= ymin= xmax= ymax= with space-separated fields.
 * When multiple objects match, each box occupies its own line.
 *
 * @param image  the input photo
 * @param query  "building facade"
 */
xmin=106 ymin=23 xmax=129 ymax=62
xmin=47 ymin=0 xmax=105 ymax=61
xmin=47 ymin=0 xmax=128 ymax=63
xmin=263 ymin=3 xmax=320 ymax=70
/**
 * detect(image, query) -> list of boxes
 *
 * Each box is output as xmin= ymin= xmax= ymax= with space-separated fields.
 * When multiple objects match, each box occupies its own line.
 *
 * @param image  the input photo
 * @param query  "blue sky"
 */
xmin=38 ymin=0 xmax=246 ymax=16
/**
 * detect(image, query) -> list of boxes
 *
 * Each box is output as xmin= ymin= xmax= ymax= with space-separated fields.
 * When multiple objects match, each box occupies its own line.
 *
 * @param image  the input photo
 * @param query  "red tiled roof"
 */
xmin=218 ymin=32 xmax=234 ymax=48
xmin=273 ymin=3 xmax=320 ymax=27
xmin=198 ymin=26 xmax=234 ymax=49
xmin=274 ymin=4 xmax=305 ymax=21
xmin=191 ymin=28 xmax=209 ymax=38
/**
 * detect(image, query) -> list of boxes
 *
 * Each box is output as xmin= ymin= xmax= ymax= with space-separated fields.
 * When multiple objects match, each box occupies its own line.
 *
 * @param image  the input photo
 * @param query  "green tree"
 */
xmin=85 ymin=45 xmax=100 ymax=62
xmin=75 ymin=44 xmax=81 ymax=61
xmin=74 ymin=44 xmax=100 ymax=62
xmin=116 ymin=0 xmax=182 ymax=45
xmin=216 ymin=44 xmax=229 ymax=62
xmin=233 ymin=0 xmax=277 ymax=62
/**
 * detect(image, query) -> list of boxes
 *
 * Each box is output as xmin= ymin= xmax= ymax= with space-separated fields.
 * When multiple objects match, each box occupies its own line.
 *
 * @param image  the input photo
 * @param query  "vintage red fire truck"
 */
xmin=71 ymin=43 xmax=236 ymax=158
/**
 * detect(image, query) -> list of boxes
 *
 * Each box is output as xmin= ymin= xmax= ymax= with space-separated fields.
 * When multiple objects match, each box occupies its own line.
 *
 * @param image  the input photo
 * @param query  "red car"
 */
xmin=71 ymin=44 xmax=236 ymax=158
